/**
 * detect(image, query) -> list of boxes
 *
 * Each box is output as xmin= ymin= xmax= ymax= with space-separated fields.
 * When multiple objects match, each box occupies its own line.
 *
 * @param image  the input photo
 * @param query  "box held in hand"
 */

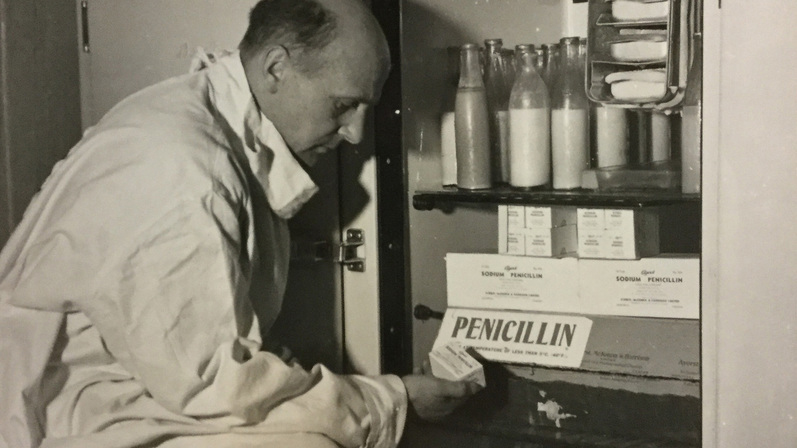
xmin=429 ymin=341 xmax=486 ymax=387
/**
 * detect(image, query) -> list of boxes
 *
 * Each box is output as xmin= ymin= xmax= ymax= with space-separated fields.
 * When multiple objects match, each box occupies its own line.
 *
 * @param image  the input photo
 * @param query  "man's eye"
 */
xmin=333 ymin=100 xmax=358 ymax=115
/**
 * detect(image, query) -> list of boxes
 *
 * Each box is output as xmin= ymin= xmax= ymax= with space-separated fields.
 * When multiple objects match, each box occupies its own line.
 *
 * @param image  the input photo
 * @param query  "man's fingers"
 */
xmin=440 ymin=379 xmax=483 ymax=398
xmin=413 ymin=359 xmax=432 ymax=375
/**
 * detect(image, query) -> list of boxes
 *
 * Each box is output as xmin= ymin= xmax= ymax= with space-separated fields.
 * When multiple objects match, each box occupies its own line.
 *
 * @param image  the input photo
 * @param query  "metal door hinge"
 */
xmin=290 ymin=229 xmax=365 ymax=272
xmin=337 ymin=229 xmax=365 ymax=272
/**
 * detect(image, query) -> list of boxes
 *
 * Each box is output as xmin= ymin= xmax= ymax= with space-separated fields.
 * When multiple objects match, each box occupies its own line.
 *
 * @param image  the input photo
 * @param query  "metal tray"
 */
xmin=586 ymin=0 xmax=692 ymax=110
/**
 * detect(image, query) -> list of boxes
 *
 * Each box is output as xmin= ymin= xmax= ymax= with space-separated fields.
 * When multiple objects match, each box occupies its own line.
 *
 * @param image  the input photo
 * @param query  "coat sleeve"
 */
xmin=3 ymin=130 xmax=407 ymax=447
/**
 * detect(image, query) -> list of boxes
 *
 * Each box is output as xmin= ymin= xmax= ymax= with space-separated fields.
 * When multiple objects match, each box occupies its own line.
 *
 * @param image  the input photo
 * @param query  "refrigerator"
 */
xmin=374 ymin=0 xmax=797 ymax=446
xmin=387 ymin=0 xmax=706 ymax=446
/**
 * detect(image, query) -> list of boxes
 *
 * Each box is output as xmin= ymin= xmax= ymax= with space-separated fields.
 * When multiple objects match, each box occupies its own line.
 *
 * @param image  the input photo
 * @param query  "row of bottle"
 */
xmin=443 ymin=34 xmax=702 ymax=194
xmin=447 ymin=37 xmax=585 ymax=191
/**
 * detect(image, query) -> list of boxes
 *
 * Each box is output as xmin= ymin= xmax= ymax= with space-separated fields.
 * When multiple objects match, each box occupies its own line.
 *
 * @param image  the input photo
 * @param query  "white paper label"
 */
xmin=434 ymin=308 xmax=593 ymax=368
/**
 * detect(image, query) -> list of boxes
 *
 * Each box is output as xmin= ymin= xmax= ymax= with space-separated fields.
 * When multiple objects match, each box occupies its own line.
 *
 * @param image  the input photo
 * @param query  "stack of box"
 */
xmin=449 ymin=204 xmax=696 ymax=443
xmin=498 ymin=205 xmax=577 ymax=257
xmin=440 ymin=250 xmax=701 ymax=444
xmin=576 ymin=207 xmax=660 ymax=259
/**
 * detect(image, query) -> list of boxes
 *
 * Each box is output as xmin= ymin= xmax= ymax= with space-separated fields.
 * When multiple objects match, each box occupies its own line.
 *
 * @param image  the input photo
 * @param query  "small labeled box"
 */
xmin=577 ymin=208 xmax=605 ymax=230
xmin=429 ymin=341 xmax=486 ymax=387
xmin=500 ymin=206 xmax=577 ymax=257
xmin=525 ymin=206 xmax=577 ymax=229
xmin=577 ymin=230 xmax=605 ymax=259
xmin=525 ymin=225 xmax=578 ymax=257
xmin=506 ymin=233 xmax=525 ymax=255
xmin=507 ymin=205 xmax=525 ymax=231
xmin=577 ymin=208 xmax=660 ymax=260
xmin=499 ymin=205 xmax=528 ymax=255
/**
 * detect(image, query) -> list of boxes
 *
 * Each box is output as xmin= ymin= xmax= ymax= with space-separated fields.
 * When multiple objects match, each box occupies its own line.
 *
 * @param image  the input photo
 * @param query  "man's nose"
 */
xmin=338 ymin=104 xmax=367 ymax=145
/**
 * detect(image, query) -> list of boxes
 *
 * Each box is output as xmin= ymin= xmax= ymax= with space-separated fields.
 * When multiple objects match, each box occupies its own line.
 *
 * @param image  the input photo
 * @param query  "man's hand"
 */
xmin=401 ymin=364 xmax=483 ymax=421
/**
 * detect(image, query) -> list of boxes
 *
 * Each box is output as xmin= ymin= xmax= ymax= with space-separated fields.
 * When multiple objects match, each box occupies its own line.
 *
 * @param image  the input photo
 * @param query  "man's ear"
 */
xmin=262 ymin=45 xmax=290 ymax=94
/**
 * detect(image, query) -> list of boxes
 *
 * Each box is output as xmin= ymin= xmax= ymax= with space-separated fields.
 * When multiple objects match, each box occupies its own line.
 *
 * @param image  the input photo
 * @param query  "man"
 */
xmin=0 ymin=0 xmax=481 ymax=447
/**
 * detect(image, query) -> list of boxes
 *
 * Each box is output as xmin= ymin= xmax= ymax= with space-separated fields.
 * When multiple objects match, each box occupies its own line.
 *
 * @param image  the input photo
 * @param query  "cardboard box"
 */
xmin=577 ymin=208 xmax=660 ymax=259
xmin=434 ymin=308 xmax=699 ymax=379
xmin=507 ymin=205 xmax=525 ymax=231
xmin=578 ymin=255 xmax=700 ymax=319
xmin=429 ymin=341 xmax=486 ymax=386
xmin=576 ymin=229 xmax=603 ymax=258
xmin=505 ymin=233 xmax=524 ymax=255
xmin=524 ymin=206 xmax=576 ymax=229
xmin=497 ymin=205 xmax=508 ymax=254
xmin=500 ymin=206 xmax=577 ymax=257
xmin=502 ymin=226 xmax=577 ymax=258
xmin=446 ymin=253 xmax=580 ymax=313
xmin=498 ymin=205 xmax=525 ymax=254
xmin=576 ymin=208 xmax=604 ymax=230
xmin=524 ymin=225 xmax=577 ymax=257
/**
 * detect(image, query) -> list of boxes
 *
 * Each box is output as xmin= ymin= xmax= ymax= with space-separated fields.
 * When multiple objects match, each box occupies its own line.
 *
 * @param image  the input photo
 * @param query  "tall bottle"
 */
xmin=484 ymin=39 xmax=510 ymax=184
xmin=578 ymin=37 xmax=588 ymax=86
xmin=681 ymin=33 xmax=702 ymax=194
xmin=455 ymin=43 xmax=491 ymax=189
xmin=534 ymin=48 xmax=545 ymax=75
xmin=440 ymin=46 xmax=460 ymax=187
xmin=593 ymin=103 xmax=629 ymax=167
xmin=501 ymin=48 xmax=517 ymax=96
xmin=651 ymin=111 xmax=671 ymax=162
xmin=541 ymin=43 xmax=559 ymax=92
xmin=508 ymin=44 xmax=551 ymax=189
xmin=551 ymin=37 xmax=590 ymax=189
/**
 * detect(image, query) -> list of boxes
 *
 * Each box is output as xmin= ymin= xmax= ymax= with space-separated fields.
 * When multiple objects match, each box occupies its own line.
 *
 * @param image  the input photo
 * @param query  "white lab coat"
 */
xmin=0 ymin=52 xmax=406 ymax=448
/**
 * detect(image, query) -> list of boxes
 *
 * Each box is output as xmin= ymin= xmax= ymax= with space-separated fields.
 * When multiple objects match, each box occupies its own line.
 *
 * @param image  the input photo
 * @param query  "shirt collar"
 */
xmin=201 ymin=49 xmax=318 ymax=219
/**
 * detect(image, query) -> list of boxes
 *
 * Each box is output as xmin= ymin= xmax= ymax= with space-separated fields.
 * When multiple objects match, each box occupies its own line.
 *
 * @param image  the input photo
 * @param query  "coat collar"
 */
xmin=201 ymin=50 xmax=318 ymax=219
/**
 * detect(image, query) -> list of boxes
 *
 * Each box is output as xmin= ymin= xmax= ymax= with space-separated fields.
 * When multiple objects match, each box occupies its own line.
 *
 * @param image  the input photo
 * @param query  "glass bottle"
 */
xmin=651 ymin=111 xmax=671 ymax=162
xmin=501 ymin=48 xmax=517 ymax=96
xmin=541 ymin=43 xmax=559 ymax=92
xmin=534 ymin=48 xmax=545 ymax=75
xmin=441 ymin=46 xmax=460 ymax=187
xmin=681 ymin=33 xmax=702 ymax=194
xmin=593 ymin=103 xmax=629 ymax=167
xmin=484 ymin=39 xmax=510 ymax=184
xmin=551 ymin=37 xmax=590 ymax=189
xmin=508 ymin=44 xmax=550 ymax=189
xmin=455 ymin=43 xmax=491 ymax=189
xmin=578 ymin=37 xmax=588 ymax=86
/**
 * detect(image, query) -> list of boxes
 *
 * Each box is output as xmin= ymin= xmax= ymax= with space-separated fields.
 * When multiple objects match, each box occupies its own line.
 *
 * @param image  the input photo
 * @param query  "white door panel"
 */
xmin=79 ymin=0 xmax=256 ymax=126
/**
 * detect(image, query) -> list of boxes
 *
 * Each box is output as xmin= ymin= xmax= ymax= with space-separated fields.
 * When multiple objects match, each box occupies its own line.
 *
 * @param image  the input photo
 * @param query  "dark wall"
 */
xmin=0 ymin=0 xmax=82 ymax=245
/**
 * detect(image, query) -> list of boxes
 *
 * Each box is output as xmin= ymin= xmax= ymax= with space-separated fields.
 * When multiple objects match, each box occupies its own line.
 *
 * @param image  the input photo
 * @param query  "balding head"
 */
xmin=240 ymin=0 xmax=391 ymax=162
xmin=240 ymin=0 xmax=388 ymax=76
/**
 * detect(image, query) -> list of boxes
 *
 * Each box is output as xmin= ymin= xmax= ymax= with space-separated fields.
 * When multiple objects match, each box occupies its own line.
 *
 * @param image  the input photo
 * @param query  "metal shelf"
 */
xmin=412 ymin=186 xmax=700 ymax=211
